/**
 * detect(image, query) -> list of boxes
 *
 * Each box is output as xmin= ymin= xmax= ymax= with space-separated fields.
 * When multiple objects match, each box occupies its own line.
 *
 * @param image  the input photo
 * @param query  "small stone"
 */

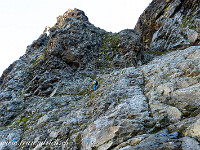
xmin=49 ymin=131 xmax=59 ymax=138
xmin=187 ymin=28 xmax=198 ymax=43
xmin=37 ymin=115 xmax=49 ymax=124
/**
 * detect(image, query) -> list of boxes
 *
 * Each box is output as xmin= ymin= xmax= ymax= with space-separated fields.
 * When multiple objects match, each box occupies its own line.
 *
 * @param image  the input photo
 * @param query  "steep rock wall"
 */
xmin=135 ymin=0 xmax=200 ymax=52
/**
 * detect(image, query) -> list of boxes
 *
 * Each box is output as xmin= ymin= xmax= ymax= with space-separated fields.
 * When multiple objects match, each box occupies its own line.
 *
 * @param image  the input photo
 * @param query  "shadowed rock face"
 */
xmin=0 ymin=5 xmax=200 ymax=150
xmin=0 ymin=62 xmax=17 ymax=86
xmin=135 ymin=0 xmax=200 ymax=52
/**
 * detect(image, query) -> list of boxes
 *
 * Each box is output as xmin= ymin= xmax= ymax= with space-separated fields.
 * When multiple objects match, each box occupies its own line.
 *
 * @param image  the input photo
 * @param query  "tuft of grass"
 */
xmin=76 ymin=133 xmax=82 ymax=149
xmin=102 ymin=33 xmax=120 ymax=52
xmin=34 ymin=54 xmax=45 ymax=66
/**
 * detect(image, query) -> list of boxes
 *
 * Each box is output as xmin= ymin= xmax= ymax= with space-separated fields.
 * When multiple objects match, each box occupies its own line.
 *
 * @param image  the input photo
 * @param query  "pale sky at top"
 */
xmin=0 ymin=0 xmax=152 ymax=75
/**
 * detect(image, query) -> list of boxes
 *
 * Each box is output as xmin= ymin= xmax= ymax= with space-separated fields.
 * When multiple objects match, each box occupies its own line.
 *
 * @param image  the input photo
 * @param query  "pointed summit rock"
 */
xmin=56 ymin=8 xmax=89 ymax=26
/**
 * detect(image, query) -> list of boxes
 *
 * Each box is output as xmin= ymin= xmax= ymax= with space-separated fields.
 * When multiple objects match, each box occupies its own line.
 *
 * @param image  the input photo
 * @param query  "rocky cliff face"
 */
xmin=0 ymin=2 xmax=200 ymax=150
xmin=135 ymin=0 xmax=200 ymax=52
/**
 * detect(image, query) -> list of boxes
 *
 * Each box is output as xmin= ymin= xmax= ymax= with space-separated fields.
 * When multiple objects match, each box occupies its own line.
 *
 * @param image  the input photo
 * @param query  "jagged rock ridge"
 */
xmin=0 ymin=8 xmax=143 ymax=97
xmin=0 ymin=2 xmax=200 ymax=150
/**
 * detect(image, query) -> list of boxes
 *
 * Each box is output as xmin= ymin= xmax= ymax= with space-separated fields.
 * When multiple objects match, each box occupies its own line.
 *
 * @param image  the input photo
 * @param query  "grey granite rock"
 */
xmin=0 ymin=4 xmax=200 ymax=150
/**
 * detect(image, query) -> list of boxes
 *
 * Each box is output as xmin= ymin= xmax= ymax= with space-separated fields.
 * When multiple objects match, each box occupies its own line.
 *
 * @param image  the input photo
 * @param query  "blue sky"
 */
xmin=0 ymin=0 xmax=152 ymax=75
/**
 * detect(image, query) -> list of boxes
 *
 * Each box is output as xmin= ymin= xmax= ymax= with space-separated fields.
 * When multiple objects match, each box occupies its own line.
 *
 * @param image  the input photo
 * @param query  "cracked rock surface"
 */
xmin=0 ymin=3 xmax=200 ymax=150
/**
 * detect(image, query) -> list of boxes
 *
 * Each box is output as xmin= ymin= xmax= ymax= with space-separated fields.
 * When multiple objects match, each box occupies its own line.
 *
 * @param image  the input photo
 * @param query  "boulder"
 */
xmin=181 ymin=137 xmax=200 ymax=150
